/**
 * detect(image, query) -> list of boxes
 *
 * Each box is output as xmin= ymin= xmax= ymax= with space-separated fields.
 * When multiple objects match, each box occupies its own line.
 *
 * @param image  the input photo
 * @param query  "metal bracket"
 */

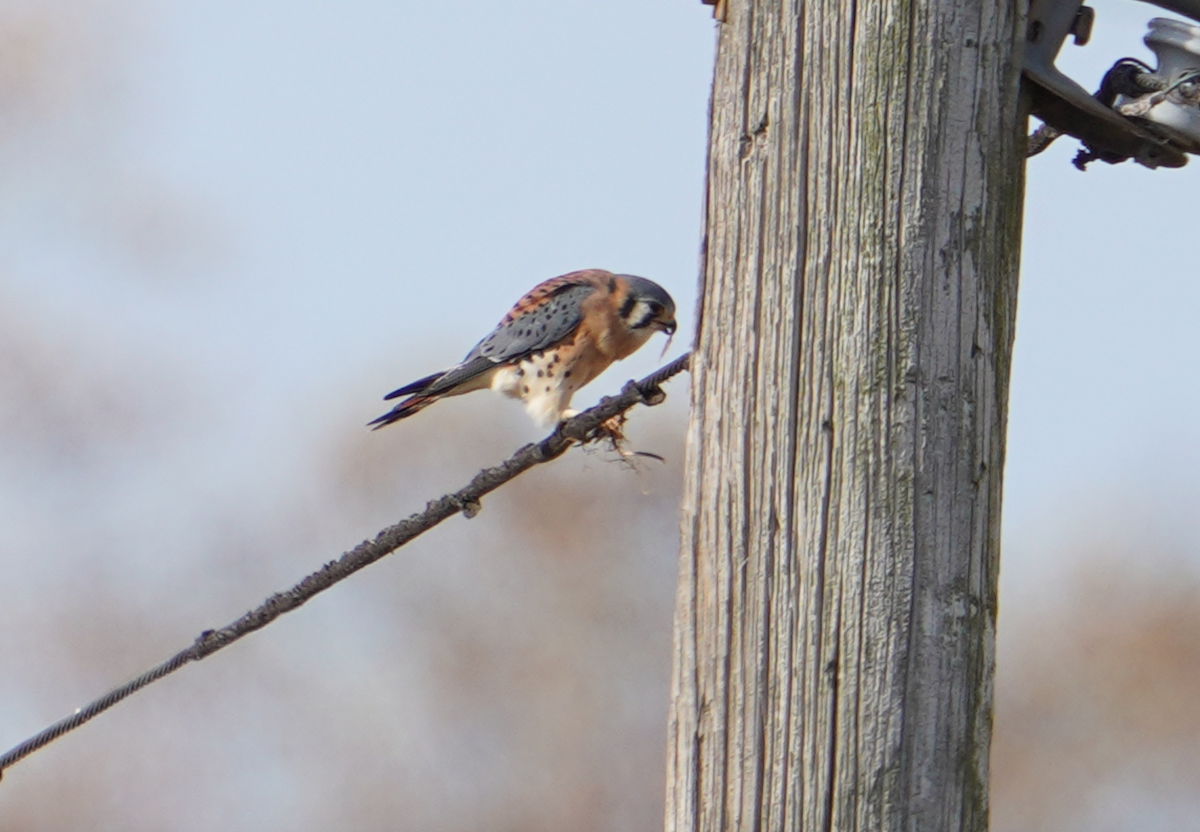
xmin=1023 ymin=0 xmax=1200 ymax=167
xmin=700 ymin=0 xmax=729 ymax=22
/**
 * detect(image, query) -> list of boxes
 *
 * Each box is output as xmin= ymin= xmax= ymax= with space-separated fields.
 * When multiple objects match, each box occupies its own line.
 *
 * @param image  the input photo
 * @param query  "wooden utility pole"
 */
xmin=667 ymin=0 xmax=1025 ymax=829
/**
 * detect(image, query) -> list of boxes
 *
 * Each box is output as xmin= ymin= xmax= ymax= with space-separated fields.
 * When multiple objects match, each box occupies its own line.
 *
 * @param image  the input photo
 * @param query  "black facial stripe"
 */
xmin=618 ymin=295 xmax=637 ymax=319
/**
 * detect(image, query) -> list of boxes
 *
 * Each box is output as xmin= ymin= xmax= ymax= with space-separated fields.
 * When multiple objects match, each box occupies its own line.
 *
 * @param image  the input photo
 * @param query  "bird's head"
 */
xmin=619 ymin=275 xmax=677 ymax=338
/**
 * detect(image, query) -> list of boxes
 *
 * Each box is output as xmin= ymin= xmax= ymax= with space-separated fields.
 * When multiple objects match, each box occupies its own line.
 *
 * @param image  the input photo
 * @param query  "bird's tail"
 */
xmin=369 ymin=369 xmax=447 ymax=430
xmin=383 ymin=371 xmax=443 ymax=400
xmin=368 ymin=394 xmax=438 ymax=430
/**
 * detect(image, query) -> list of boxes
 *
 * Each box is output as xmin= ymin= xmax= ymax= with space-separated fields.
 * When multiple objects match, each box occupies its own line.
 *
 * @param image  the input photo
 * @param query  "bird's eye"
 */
xmin=648 ymin=302 xmax=662 ymax=316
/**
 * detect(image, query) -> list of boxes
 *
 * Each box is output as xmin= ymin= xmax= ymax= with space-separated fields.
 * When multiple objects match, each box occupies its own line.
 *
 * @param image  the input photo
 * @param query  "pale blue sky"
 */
xmin=1 ymin=0 xmax=713 ymax=561
xmin=2 ymin=1 xmax=1200 ymax=823
xmin=2 ymin=0 xmax=1198 ymax=608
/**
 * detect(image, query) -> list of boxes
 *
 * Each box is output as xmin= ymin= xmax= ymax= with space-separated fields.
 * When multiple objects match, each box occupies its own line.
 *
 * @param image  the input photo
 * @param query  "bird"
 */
xmin=369 ymin=269 xmax=676 ymax=430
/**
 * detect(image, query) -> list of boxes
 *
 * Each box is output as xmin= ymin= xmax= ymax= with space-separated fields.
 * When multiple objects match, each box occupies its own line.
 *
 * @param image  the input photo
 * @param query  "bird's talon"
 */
xmin=584 ymin=413 xmax=629 ymax=447
xmin=581 ymin=413 xmax=668 ymax=464
xmin=601 ymin=415 xmax=626 ymax=437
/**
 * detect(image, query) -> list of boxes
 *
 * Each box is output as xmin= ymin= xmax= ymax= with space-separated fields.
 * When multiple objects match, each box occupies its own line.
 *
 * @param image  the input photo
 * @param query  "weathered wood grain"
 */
xmin=666 ymin=0 xmax=1025 ymax=829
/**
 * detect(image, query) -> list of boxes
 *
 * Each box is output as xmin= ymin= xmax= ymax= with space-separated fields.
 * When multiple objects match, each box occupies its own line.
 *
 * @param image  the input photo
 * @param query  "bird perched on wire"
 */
xmin=369 ymin=269 xmax=676 ymax=430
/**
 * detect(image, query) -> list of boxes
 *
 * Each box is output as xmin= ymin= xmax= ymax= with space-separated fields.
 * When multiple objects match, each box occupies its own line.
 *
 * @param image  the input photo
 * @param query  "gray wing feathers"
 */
xmin=472 ymin=284 xmax=591 ymax=362
xmin=424 ymin=284 xmax=591 ymax=396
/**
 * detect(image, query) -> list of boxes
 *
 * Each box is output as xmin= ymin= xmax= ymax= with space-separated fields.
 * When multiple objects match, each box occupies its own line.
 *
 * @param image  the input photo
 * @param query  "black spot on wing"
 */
xmin=465 ymin=284 xmax=592 ymax=366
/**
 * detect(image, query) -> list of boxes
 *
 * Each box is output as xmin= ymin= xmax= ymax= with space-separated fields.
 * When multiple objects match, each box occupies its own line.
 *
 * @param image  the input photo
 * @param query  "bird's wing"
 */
xmin=419 ymin=280 xmax=598 ymax=396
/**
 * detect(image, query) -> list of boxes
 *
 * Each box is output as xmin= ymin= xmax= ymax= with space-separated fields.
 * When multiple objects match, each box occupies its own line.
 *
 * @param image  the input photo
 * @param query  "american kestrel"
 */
xmin=370 ymin=269 xmax=676 ymax=430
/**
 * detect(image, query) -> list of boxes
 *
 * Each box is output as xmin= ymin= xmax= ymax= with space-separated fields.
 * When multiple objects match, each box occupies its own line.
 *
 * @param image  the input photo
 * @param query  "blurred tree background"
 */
xmin=2 ymin=1 xmax=1200 ymax=830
